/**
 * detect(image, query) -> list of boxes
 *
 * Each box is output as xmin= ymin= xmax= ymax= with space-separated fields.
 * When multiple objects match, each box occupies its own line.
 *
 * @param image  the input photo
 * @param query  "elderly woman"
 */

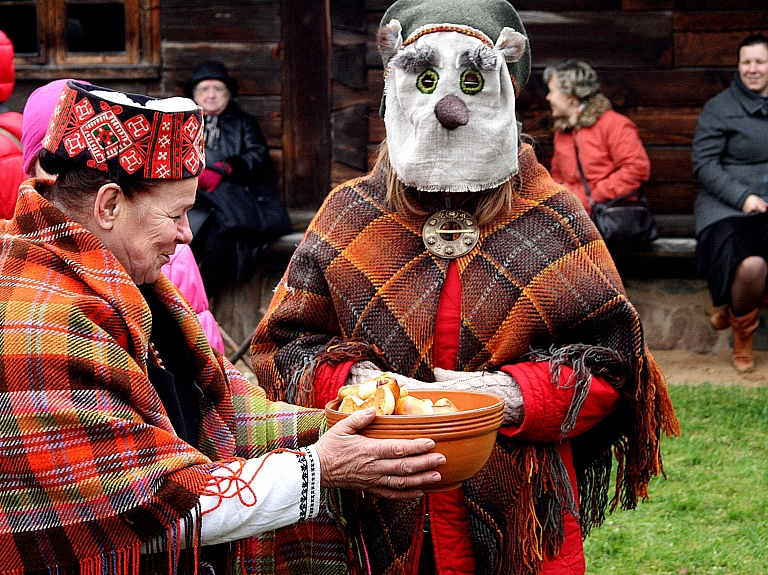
xmin=252 ymin=1 xmax=678 ymax=574
xmin=693 ymin=33 xmax=768 ymax=373
xmin=21 ymin=78 xmax=226 ymax=355
xmin=544 ymin=60 xmax=651 ymax=215
xmin=184 ymin=60 xmax=291 ymax=293
xmin=0 ymin=81 xmax=445 ymax=574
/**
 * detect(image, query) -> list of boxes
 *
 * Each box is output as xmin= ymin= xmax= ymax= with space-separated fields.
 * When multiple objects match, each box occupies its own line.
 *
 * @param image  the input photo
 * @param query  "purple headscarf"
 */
xmin=21 ymin=79 xmax=83 ymax=176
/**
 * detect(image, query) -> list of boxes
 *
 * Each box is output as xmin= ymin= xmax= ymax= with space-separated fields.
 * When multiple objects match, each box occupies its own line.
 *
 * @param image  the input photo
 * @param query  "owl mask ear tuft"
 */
xmin=495 ymin=27 xmax=527 ymax=63
xmin=378 ymin=19 xmax=403 ymax=66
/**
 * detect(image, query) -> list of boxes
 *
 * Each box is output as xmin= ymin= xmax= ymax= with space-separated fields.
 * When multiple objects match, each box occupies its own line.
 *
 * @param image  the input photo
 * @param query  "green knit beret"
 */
xmin=380 ymin=0 xmax=531 ymax=92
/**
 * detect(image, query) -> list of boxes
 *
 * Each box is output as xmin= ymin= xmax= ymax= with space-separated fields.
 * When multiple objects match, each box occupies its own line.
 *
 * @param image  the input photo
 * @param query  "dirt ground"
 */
xmin=651 ymin=349 xmax=768 ymax=387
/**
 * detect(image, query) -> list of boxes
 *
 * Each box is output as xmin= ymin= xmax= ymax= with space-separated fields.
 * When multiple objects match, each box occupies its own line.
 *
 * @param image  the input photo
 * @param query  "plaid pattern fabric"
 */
xmin=0 ymin=182 xmax=337 ymax=574
xmin=252 ymin=144 xmax=679 ymax=575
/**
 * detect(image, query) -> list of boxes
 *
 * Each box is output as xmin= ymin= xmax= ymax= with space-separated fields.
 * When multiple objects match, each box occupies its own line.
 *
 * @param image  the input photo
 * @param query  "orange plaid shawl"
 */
xmin=0 ymin=182 xmax=334 ymax=574
xmin=253 ymin=144 xmax=679 ymax=575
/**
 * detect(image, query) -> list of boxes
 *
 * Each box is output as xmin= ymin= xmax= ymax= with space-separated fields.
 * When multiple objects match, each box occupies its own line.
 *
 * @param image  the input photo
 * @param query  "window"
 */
xmin=0 ymin=0 xmax=159 ymax=79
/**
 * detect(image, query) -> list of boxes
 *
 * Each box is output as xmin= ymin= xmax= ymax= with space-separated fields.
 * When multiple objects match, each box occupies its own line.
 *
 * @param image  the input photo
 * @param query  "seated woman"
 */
xmin=0 ymin=80 xmax=445 ymax=573
xmin=544 ymin=59 xmax=651 ymax=214
xmin=692 ymin=33 xmax=768 ymax=373
xmin=184 ymin=60 xmax=292 ymax=294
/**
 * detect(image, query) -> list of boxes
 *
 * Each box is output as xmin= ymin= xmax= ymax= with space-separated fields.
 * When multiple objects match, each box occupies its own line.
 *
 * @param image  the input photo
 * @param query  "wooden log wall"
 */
xmin=330 ymin=0 xmax=768 ymax=223
xmin=160 ymin=0 xmax=287 ymax=193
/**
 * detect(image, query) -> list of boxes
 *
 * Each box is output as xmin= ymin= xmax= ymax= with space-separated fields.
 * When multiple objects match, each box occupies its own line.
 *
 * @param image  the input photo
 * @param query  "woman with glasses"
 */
xmin=184 ymin=60 xmax=290 ymax=293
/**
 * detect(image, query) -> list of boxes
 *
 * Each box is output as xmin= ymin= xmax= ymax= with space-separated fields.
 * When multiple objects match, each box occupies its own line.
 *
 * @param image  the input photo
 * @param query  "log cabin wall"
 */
xmin=160 ymin=0 xmax=287 ymax=194
xmin=9 ymin=1 xmax=767 ymax=220
xmin=6 ymin=0 xmax=767 ymax=346
xmin=330 ymin=0 xmax=768 ymax=225
xmin=161 ymin=0 xmax=331 ymax=216
xmin=9 ymin=0 xmax=329 ymax=220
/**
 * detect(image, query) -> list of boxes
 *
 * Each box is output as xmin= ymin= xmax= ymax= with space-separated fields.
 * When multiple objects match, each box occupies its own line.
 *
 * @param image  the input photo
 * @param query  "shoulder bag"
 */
xmin=574 ymin=137 xmax=658 ymax=245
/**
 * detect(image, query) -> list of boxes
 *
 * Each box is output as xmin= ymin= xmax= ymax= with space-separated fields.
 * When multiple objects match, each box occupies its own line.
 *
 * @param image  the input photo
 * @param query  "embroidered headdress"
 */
xmin=43 ymin=80 xmax=205 ymax=179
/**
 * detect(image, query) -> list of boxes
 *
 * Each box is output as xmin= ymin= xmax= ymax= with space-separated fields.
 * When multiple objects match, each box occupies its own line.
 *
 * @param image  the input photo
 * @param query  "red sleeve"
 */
xmin=499 ymin=361 xmax=621 ymax=443
xmin=311 ymin=360 xmax=356 ymax=409
xmin=591 ymin=115 xmax=651 ymax=203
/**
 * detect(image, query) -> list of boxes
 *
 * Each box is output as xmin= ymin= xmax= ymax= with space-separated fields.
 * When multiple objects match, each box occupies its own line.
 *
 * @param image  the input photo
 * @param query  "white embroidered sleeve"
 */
xmin=198 ymin=446 xmax=322 ymax=546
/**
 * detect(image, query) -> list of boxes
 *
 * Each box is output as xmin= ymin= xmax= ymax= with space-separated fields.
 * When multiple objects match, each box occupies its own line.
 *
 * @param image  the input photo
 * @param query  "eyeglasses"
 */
xmin=193 ymin=85 xmax=229 ymax=96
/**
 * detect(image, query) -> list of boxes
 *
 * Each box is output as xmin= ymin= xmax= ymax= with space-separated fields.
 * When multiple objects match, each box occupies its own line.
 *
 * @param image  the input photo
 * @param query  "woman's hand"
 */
xmin=742 ymin=194 xmax=768 ymax=213
xmin=314 ymin=408 xmax=445 ymax=499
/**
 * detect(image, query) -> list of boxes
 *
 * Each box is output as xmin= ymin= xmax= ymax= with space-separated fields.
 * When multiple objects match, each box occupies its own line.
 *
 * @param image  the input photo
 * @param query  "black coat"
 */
xmin=203 ymin=102 xmax=275 ymax=187
xmin=191 ymin=103 xmax=291 ymax=290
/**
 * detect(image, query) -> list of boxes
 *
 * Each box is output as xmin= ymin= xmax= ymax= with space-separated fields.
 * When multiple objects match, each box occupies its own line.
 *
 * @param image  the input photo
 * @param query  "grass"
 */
xmin=583 ymin=384 xmax=768 ymax=575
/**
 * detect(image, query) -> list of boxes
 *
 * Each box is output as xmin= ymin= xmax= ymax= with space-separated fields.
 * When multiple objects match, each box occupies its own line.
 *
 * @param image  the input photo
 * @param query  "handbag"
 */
xmin=574 ymin=138 xmax=658 ymax=245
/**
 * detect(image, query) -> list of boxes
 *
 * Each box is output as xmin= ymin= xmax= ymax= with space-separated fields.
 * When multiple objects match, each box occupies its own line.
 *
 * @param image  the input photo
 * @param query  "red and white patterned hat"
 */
xmin=43 ymin=80 xmax=205 ymax=179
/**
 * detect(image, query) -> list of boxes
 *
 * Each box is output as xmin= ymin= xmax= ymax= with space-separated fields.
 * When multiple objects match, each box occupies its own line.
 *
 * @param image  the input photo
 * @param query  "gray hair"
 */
xmin=543 ymin=60 xmax=601 ymax=101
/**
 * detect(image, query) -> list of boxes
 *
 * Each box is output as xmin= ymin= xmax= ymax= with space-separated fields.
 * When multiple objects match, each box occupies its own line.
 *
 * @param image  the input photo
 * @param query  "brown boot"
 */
xmin=710 ymin=305 xmax=730 ymax=330
xmin=729 ymin=307 xmax=760 ymax=373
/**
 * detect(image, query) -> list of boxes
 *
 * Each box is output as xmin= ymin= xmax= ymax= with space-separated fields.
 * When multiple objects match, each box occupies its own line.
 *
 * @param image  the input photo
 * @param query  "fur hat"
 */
xmin=43 ymin=80 xmax=205 ymax=179
xmin=378 ymin=0 xmax=530 ymax=116
xmin=184 ymin=60 xmax=239 ymax=98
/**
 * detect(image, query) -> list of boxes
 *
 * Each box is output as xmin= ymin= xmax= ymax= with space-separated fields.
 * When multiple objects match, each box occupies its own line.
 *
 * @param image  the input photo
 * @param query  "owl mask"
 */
xmin=379 ymin=20 xmax=527 ymax=193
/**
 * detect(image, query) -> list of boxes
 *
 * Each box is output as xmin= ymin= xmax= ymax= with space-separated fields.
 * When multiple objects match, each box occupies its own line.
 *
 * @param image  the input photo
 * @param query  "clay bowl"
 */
xmin=325 ymin=389 xmax=504 ymax=492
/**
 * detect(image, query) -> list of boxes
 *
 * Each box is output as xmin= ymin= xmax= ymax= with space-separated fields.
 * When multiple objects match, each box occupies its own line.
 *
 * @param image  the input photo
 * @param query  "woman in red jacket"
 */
xmin=545 ymin=60 xmax=651 ymax=215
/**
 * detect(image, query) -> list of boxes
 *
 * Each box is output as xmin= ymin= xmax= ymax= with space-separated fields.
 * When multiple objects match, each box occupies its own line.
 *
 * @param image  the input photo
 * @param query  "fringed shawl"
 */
xmin=0 ymin=183 xmax=332 ymax=574
xmin=252 ymin=144 xmax=679 ymax=575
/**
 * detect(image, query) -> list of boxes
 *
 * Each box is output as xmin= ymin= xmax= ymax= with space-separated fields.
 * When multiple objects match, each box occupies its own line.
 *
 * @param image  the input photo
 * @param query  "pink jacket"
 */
xmin=550 ymin=109 xmax=650 ymax=214
xmin=162 ymin=244 xmax=226 ymax=354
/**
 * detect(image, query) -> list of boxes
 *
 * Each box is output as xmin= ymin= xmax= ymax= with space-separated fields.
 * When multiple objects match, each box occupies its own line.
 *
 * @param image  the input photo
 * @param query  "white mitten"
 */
xmin=432 ymin=368 xmax=524 ymax=426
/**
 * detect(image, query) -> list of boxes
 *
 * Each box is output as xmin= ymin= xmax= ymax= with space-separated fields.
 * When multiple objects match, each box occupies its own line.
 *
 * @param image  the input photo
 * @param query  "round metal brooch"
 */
xmin=422 ymin=209 xmax=479 ymax=259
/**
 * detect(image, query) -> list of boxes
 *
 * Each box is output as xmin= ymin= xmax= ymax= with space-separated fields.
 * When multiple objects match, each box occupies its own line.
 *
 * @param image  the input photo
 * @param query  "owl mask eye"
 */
xmin=417 ymin=68 xmax=440 ymax=94
xmin=460 ymin=70 xmax=484 ymax=95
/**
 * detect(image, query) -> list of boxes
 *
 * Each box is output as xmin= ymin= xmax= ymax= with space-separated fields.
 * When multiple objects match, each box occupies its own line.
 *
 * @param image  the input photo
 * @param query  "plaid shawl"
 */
xmin=0 ymin=182 xmax=338 ymax=575
xmin=252 ymin=144 xmax=679 ymax=575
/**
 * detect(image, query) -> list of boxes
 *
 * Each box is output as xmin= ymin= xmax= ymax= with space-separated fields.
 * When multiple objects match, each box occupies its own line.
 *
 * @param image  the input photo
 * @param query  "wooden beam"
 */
xmin=281 ymin=0 xmax=332 ymax=209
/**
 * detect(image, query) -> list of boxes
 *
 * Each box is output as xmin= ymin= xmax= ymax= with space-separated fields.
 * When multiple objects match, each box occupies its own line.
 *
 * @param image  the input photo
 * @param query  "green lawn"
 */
xmin=584 ymin=384 xmax=768 ymax=575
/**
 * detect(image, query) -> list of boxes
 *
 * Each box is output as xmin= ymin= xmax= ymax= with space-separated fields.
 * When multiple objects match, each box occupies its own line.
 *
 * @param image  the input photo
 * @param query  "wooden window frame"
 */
xmin=12 ymin=0 xmax=160 ymax=80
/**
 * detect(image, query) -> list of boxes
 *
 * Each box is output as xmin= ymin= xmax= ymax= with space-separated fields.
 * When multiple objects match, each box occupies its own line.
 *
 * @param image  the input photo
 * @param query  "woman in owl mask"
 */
xmin=252 ymin=1 xmax=679 ymax=574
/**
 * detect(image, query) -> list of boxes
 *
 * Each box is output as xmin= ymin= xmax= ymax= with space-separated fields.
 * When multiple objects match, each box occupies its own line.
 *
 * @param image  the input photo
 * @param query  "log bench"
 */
xmin=610 ymin=214 xmax=697 ymax=279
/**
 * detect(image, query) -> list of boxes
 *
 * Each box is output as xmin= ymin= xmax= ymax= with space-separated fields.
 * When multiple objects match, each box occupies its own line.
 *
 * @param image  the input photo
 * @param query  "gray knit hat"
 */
xmin=379 ymin=0 xmax=530 ymax=113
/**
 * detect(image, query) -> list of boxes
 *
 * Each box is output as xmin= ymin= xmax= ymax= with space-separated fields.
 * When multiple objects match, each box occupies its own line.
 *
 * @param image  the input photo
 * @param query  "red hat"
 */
xmin=43 ymin=80 xmax=205 ymax=179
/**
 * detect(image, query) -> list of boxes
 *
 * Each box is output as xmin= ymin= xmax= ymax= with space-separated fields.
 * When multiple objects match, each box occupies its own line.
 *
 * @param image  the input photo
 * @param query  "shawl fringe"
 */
xmin=526 ymin=344 xmax=628 ymax=437
xmin=296 ymin=337 xmax=388 ymax=406
xmin=522 ymin=344 xmax=680 ymax=540
xmin=525 ymin=344 xmax=680 ymax=539
xmin=462 ymin=441 xmax=577 ymax=575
